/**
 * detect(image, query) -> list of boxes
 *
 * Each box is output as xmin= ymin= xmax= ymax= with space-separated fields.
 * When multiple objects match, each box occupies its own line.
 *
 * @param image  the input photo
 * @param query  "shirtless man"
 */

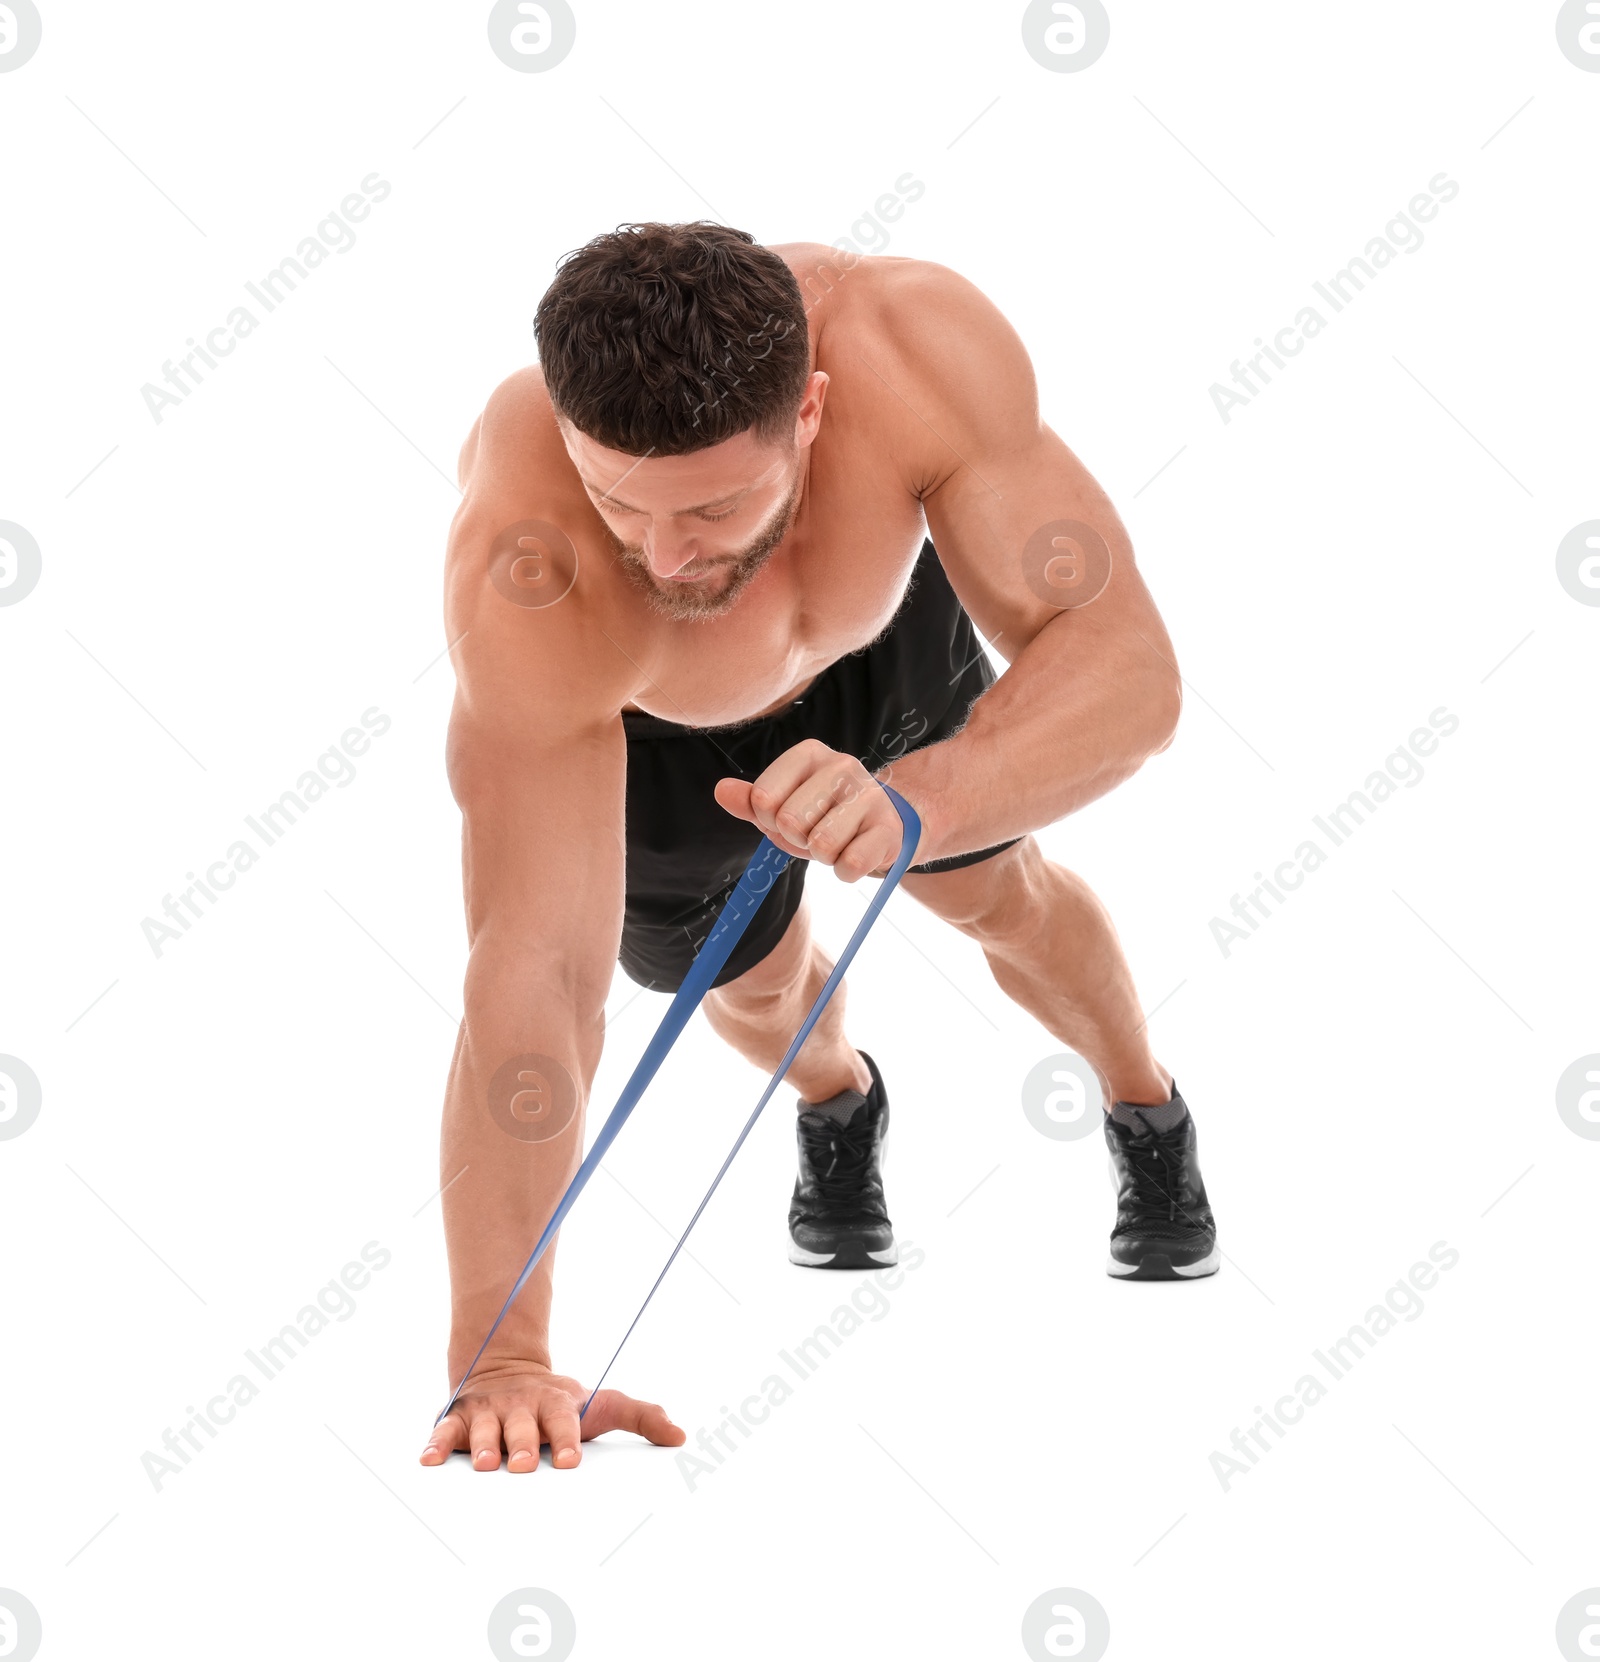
xmin=420 ymin=222 xmax=1218 ymax=1476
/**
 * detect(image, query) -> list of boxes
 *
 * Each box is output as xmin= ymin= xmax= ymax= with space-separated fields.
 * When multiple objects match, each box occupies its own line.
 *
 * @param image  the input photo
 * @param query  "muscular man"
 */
xmin=421 ymin=223 xmax=1218 ymax=1476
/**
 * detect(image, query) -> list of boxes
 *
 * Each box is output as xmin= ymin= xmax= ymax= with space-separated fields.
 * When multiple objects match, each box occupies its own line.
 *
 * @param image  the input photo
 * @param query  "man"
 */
xmin=420 ymin=223 xmax=1218 ymax=1476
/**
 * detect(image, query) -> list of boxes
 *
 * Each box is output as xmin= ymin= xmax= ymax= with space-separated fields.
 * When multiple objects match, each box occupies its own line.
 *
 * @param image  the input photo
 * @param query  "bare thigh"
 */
xmin=898 ymin=835 xmax=1044 ymax=946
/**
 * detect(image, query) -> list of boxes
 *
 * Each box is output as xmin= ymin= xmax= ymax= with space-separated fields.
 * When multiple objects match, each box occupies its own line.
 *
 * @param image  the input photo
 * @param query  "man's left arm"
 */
xmin=717 ymin=264 xmax=1182 ymax=879
xmin=883 ymin=264 xmax=1183 ymax=865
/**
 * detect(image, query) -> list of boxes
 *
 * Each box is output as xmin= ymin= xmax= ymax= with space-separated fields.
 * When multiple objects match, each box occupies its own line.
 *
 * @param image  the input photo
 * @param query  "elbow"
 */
xmin=1143 ymin=663 xmax=1183 ymax=758
xmin=461 ymin=934 xmax=609 ymax=1079
xmin=465 ymin=930 xmax=609 ymax=1027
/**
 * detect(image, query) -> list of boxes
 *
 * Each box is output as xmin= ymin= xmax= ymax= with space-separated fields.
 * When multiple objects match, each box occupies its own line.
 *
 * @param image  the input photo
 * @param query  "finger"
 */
xmin=816 ymin=807 xmax=903 ymax=881
xmin=502 ymin=1409 xmax=543 ymax=1474
xmin=716 ymin=775 xmax=810 ymax=860
xmin=791 ymin=759 xmax=889 ymax=856
xmin=743 ymin=785 xmax=816 ymax=859
xmin=762 ymin=775 xmax=860 ymax=860
xmin=780 ymin=773 xmax=855 ymax=844
xmin=581 ymin=1390 xmax=686 ymax=1447
xmin=468 ymin=1409 xmax=503 ymax=1471
xmin=539 ymin=1400 xmax=584 ymax=1469
xmin=420 ymin=1410 xmax=467 ymax=1465
xmin=754 ymin=815 xmax=815 ymax=862
xmin=803 ymin=792 xmax=875 ymax=872
xmin=748 ymin=741 xmax=835 ymax=838
xmin=713 ymin=778 xmax=756 ymax=823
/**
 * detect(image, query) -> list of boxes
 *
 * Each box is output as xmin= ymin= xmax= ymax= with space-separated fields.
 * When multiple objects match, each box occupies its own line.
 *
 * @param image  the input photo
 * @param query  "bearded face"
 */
xmin=606 ymin=475 xmax=801 ymax=621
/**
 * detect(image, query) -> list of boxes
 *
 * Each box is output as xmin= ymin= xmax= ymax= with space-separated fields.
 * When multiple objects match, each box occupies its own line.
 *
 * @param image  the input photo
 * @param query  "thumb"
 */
xmin=714 ymin=777 xmax=756 ymax=821
xmin=581 ymin=1390 xmax=685 ymax=1447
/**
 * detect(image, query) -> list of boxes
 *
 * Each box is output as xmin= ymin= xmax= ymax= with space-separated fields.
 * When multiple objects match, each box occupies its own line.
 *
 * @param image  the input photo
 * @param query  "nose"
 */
xmin=645 ymin=527 xmax=701 ymax=579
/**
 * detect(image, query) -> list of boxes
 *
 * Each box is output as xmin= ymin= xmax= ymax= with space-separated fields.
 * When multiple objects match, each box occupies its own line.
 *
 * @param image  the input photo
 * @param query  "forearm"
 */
xmin=883 ymin=613 xmax=1182 ymax=865
xmin=440 ymin=947 xmax=603 ymax=1379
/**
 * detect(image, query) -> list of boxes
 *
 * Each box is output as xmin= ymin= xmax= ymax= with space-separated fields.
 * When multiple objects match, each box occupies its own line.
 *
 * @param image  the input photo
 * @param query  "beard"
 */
xmin=609 ymin=478 xmax=801 ymax=622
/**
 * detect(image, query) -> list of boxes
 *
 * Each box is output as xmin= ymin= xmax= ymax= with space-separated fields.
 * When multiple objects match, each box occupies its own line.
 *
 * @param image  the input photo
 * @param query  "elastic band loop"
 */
xmin=436 ymin=781 xmax=921 ymax=1427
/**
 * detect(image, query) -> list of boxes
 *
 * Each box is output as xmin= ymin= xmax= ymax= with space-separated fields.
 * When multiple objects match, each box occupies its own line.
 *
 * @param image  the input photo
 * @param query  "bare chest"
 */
xmin=615 ymin=474 xmax=928 ymax=728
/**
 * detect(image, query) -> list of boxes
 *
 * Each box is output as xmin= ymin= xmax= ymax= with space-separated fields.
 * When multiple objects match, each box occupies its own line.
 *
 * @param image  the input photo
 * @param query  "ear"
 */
xmin=794 ymin=371 xmax=830 ymax=447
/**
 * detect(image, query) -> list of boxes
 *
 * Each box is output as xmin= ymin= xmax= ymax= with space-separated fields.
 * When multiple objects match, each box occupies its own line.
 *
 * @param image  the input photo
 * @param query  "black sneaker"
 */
xmin=1103 ymin=1088 xmax=1219 ymax=1281
xmin=788 ymin=1049 xmax=896 ymax=1269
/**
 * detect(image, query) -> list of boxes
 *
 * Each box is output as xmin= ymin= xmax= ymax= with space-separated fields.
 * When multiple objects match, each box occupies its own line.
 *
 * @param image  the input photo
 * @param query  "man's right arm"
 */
xmin=421 ymin=419 xmax=683 ymax=1473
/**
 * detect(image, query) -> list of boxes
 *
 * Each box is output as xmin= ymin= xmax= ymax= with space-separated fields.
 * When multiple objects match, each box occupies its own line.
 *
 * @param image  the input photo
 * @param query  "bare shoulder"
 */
xmin=444 ymin=365 xmax=635 ymax=750
xmin=795 ymin=251 xmax=1041 ymax=493
xmin=457 ymin=363 xmax=567 ymax=497
xmin=842 ymin=256 xmax=1036 ymax=406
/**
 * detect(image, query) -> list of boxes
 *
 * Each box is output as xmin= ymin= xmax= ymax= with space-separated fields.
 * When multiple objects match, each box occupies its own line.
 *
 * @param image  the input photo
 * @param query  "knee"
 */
xmin=935 ymin=838 xmax=1052 ymax=954
xmin=706 ymin=965 xmax=797 ymax=1020
xmin=704 ymin=917 xmax=816 ymax=1020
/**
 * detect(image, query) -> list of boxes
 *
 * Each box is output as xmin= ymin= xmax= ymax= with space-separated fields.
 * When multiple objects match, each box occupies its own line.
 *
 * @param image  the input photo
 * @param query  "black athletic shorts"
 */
xmin=618 ymin=539 xmax=1023 ymax=994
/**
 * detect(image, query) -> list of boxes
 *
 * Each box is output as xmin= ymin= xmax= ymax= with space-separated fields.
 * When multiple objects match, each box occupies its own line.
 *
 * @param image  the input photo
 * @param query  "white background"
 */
xmin=2 ymin=2 xmax=1597 ymax=1658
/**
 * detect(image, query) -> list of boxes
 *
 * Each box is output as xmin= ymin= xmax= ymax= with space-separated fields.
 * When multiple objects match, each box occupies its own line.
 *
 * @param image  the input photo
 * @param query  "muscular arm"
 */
xmin=424 ymin=391 xmax=682 ymax=1470
xmin=440 ymin=610 xmax=620 ymax=1385
xmin=866 ymin=265 xmax=1182 ymax=865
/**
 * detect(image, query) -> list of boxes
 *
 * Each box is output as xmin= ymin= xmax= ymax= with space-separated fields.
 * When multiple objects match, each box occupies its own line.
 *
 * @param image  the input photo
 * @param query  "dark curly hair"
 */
xmin=533 ymin=222 xmax=811 ymax=457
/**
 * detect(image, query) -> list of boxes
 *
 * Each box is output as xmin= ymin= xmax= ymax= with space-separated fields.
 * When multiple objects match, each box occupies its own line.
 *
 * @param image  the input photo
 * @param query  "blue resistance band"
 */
xmin=436 ymin=781 xmax=922 ymax=1429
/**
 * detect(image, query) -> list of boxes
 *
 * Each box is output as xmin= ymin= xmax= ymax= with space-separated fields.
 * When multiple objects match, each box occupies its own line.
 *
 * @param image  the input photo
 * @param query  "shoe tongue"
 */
xmin=797 ymin=1086 xmax=868 ymax=1126
xmin=1109 ymin=1090 xmax=1187 ymax=1135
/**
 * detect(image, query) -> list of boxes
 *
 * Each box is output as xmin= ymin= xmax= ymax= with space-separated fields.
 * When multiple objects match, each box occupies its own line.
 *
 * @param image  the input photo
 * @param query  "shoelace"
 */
xmin=799 ymin=1114 xmax=886 ymax=1216
xmin=1124 ymin=1110 xmax=1189 ymax=1223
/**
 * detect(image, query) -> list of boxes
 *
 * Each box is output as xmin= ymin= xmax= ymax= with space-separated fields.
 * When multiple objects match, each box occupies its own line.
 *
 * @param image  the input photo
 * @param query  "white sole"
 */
xmin=787 ymin=1243 xmax=899 ymax=1267
xmin=1175 ymin=1246 xmax=1222 ymax=1277
xmin=1106 ymin=1245 xmax=1221 ymax=1278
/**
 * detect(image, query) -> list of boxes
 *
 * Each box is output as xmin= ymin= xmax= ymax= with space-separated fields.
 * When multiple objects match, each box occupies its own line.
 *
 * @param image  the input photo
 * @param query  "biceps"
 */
xmin=922 ymin=429 xmax=1150 ymax=653
xmin=453 ymin=717 xmax=627 ymax=964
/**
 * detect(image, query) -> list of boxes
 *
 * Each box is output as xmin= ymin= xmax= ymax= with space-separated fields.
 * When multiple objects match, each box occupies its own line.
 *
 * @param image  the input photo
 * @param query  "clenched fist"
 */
xmin=714 ymin=740 xmax=919 ymax=880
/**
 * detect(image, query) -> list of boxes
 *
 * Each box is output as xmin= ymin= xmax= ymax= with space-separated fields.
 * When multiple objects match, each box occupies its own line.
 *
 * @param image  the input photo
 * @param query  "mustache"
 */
xmin=610 ymin=487 xmax=799 ymax=575
xmin=608 ymin=485 xmax=800 ymax=620
xmin=604 ymin=526 xmax=737 ymax=569
xmin=620 ymin=548 xmax=735 ymax=574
